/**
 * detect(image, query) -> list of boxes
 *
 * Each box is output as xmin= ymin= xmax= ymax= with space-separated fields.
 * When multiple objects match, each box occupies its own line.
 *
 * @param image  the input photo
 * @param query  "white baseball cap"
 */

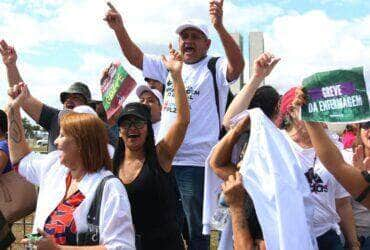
xmin=136 ymin=85 xmax=163 ymax=105
xmin=73 ymin=105 xmax=98 ymax=116
xmin=175 ymin=20 xmax=209 ymax=39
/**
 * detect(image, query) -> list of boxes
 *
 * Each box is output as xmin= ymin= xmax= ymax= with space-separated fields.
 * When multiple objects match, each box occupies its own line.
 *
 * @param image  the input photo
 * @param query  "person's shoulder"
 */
xmin=101 ymin=172 xmax=127 ymax=196
xmin=0 ymin=139 xmax=8 ymax=151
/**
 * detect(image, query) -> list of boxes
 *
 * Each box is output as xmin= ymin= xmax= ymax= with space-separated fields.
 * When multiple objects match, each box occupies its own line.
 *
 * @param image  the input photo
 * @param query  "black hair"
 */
xmin=112 ymin=120 xmax=168 ymax=201
xmin=0 ymin=110 xmax=8 ymax=135
xmin=249 ymin=85 xmax=280 ymax=119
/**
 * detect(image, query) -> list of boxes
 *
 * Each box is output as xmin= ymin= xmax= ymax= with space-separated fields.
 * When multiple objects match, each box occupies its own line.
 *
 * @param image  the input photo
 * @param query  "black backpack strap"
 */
xmin=87 ymin=175 xmax=116 ymax=226
xmin=207 ymin=57 xmax=222 ymax=138
xmin=355 ymin=171 xmax=370 ymax=203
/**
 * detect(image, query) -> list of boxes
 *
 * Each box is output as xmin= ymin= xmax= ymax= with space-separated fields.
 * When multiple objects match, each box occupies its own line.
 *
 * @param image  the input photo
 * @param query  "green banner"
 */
xmin=100 ymin=63 xmax=136 ymax=120
xmin=301 ymin=67 xmax=370 ymax=123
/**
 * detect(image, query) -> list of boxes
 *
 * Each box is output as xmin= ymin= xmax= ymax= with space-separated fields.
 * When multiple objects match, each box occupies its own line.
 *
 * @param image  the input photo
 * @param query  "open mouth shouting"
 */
xmin=184 ymin=44 xmax=195 ymax=54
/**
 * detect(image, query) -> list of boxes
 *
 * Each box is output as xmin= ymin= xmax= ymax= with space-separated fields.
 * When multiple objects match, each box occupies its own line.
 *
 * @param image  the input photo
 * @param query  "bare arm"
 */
xmin=209 ymin=0 xmax=244 ymax=82
xmin=1 ymin=41 xmax=44 ymax=123
xmin=104 ymin=2 xmax=144 ymax=70
xmin=293 ymin=88 xmax=370 ymax=207
xmin=6 ymin=86 xmax=31 ymax=164
xmin=8 ymin=84 xmax=43 ymax=124
xmin=222 ymin=173 xmax=254 ymax=250
xmin=210 ymin=115 xmax=250 ymax=180
xmin=305 ymin=122 xmax=368 ymax=197
xmin=336 ymin=197 xmax=360 ymax=249
xmin=0 ymin=40 xmax=23 ymax=87
xmin=157 ymin=46 xmax=190 ymax=172
xmin=0 ymin=151 xmax=9 ymax=173
xmin=223 ymin=53 xmax=280 ymax=130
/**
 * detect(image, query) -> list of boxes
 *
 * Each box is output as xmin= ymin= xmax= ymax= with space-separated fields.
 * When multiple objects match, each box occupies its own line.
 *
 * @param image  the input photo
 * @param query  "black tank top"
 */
xmin=124 ymin=160 xmax=178 ymax=236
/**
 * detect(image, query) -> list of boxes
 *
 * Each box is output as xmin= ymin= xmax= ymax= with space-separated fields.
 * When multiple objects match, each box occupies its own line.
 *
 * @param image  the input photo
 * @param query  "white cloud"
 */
xmin=1 ymin=1 xmax=370 ymax=113
xmin=264 ymin=10 xmax=370 ymax=94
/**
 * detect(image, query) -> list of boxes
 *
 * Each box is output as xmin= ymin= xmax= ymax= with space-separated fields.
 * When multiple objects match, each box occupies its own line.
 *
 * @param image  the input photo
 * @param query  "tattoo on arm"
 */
xmin=9 ymin=108 xmax=21 ymax=143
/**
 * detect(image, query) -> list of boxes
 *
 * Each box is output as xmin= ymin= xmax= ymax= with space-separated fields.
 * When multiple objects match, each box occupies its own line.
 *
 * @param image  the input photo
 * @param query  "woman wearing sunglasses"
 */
xmin=112 ymin=46 xmax=190 ymax=250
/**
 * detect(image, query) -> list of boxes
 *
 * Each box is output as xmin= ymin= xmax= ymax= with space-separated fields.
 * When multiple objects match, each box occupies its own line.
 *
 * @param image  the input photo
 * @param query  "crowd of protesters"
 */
xmin=0 ymin=0 xmax=369 ymax=249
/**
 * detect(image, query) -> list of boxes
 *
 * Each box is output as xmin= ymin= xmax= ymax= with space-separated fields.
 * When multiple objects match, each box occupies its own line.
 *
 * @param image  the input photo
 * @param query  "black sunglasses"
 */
xmin=360 ymin=121 xmax=370 ymax=130
xmin=121 ymin=119 xmax=147 ymax=129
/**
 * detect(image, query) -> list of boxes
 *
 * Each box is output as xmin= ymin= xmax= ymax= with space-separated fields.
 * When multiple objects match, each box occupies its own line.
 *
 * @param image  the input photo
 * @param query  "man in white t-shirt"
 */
xmin=136 ymin=85 xmax=163 ymax=141
xmin=104 ymin=1 xmax=244 ymax=248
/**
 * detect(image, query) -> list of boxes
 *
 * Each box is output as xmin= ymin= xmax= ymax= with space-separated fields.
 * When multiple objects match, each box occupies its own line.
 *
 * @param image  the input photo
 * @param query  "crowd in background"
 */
xmin=0 ymin=0 xmax=369 ymax=250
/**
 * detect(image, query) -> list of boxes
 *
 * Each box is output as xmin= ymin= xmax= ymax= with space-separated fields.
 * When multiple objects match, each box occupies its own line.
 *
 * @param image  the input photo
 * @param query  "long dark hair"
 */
xmin=112 ymin=121 xmax=170 ymax=204
xmin=113 ymin=120 xmax=159 ymax=175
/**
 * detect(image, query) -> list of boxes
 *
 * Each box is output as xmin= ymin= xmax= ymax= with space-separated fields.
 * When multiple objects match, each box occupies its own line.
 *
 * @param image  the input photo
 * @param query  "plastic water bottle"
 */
xmin=210 ymin=192 xmax=229 ymax=231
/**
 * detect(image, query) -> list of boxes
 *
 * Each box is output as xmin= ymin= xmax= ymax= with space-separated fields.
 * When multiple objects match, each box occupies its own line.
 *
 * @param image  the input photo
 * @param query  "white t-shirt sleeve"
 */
xmin=142 ymin=54 xmax=169 ymax=85
xmin=334 ymin=178 xmax=350 ymax=199
xmin=216 ymin=57 xmax=237 ymax=87
xmin=18 ymin=151 xmax=59 ymax=186
xmin=100 ymin=178 xmax=135 ymax=250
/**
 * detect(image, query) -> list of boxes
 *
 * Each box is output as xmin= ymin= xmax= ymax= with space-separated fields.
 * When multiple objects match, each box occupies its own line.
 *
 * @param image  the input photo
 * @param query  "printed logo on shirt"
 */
xmin=163 ymin=80 xmax=199 ymax=113
xmin=304 ymin=168 xmax=328 ymax=193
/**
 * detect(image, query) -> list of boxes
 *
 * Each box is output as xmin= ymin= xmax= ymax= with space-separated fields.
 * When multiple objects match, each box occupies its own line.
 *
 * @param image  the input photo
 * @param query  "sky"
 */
xmin=1 ymin=0 xmax=370 ymax=111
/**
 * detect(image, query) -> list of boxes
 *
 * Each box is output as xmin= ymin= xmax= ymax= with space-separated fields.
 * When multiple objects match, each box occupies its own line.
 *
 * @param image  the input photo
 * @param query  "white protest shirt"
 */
xmin=152 ymin=121 xmax=161 ymax=144
xmin=203 ymin=110 xmax=250 ymax=250
xmin=143 ymin=54 xmax=233 ymax=166
xmin=239 ymin=108 xmax=316 ymax=250
xmin=283 ymin=131 xmax=350 ymax=237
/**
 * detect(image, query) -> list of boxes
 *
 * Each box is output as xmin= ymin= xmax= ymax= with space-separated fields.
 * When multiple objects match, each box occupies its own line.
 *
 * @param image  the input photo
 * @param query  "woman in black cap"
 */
xmin=113 ymin=45 xmax=190 ymax=250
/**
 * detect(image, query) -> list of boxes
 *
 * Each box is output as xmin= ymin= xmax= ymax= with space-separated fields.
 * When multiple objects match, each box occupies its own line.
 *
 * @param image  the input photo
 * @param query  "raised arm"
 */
xmin=223 ymin=53 xmax=280 ymax=130
xmin=104 ymin=2 xmax=144 ymax=70
xmin=157 ymin=45 xmax=190 ymax=172
xmin=6 ymin=83 xmax=31 ymax=164
xmin=294 ymin=88 xmax=370 ymax=208
xmin=222 ymin=173 xmax=254 ymax=250
xmin=1 ymin=41 xmax=44 ymax=122
xmin=210 ymin=115 xmax=250 ymax=181
xmin=0 ymin=40 xmax=23 ymax=87
xmin=209 ymin=0 xmax=244 ymax=82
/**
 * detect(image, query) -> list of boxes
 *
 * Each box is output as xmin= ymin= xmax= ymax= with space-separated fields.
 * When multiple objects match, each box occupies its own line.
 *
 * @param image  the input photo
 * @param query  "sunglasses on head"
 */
xmin=360 ymin=121 xmax=370 ymax=130
xmin=121 ymin=118 xmax=147 ymax=129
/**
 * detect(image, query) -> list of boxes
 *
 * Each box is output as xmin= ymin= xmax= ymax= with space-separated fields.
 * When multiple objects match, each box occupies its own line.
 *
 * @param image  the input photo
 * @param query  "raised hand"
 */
xmin=161 ymin=43 xmax=183 ymax=75
xmin=0 ymin=40 xmax=17 ymax=66
xmin=253 ymin=52 xmax=280 ymax=79
xmin=222 ymin=172 xmax=246 ymax=208
xmin=209 ymin=0 xmax=224 ymax=30
xmin=7 ymin=82 xmax=30 ymax=108
xmin=104 ymin=2 xmax=124 ymax=31
xmin=353 ymin=145 xmax=370 ymax=172
xmin=292 ymin=87 xmax=306 ymax=108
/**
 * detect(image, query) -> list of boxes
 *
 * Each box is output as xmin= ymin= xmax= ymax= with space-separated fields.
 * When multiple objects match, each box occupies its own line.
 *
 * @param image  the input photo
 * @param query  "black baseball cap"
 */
xmin=117 ymin=102 xmax=151 ymax=126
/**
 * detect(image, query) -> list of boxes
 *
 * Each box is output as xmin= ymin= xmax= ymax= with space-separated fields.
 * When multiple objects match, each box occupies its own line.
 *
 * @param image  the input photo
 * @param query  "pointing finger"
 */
xmin=107 ymin=1 xmax=117 ymax=12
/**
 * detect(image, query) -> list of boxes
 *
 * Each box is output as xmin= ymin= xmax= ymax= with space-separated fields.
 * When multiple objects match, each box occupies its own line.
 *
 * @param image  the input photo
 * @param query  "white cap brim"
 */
xmin=136 ymin=85 xmax=163 ymax=105
xmin=175 ymin=23 xmax=209 ymax=39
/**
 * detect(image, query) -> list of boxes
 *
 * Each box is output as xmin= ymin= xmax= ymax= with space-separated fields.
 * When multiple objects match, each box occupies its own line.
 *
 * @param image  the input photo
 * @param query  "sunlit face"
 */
xmin=54 ymin=128 xmax=82 ymax=169
xmin=139 ymin=91 xmax=161 ymax=123
xmin=360 ymin=122 xmax=370 ymax=149
xmin=119 ymin=115 xmax=148 ymax=151
xmin=178 ymin=28 xmax=211 ymax=64
xmin=63 ymin=94 xmax=86 ymax=110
